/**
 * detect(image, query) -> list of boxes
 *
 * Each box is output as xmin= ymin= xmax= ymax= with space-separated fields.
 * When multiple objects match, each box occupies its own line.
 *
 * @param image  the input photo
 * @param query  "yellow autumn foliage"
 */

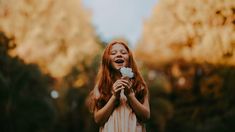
xmin=0 ymin=0 xmax=101 ymax=77
xmin=136 ymin=0 xmax=235 ymax=66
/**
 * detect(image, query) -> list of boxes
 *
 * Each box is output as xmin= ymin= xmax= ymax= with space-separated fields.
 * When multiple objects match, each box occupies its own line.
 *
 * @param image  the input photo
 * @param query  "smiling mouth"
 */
xmin=115 ymin=59 xmax=124 ymax=64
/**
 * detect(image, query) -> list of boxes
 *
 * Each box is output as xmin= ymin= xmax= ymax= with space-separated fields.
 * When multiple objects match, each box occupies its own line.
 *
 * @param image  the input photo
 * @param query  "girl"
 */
xmin=87 ymin=40 xmax=150 ymax=132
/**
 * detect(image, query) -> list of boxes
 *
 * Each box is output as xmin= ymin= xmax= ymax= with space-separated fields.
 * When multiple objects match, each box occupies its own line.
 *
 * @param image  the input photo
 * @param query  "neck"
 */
xmin=111 ymin=70 xmax=122 ymax=80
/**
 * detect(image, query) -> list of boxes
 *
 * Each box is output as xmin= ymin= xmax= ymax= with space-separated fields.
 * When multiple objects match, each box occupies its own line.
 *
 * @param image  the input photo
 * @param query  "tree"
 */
xmin=0 ymin=0 xmax=101 ymax=77
xmin=135 ymin=1 xmax=235 ymax=131
xmin=0 ymin=31 xmax=56 ymax=132
xmin=136 ymin=0 xmax=235 ymax=66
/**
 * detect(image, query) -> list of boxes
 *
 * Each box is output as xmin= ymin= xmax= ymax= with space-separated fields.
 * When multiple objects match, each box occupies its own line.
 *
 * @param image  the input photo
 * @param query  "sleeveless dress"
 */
xmin=94 ymin=87 xmax=146 ymax=132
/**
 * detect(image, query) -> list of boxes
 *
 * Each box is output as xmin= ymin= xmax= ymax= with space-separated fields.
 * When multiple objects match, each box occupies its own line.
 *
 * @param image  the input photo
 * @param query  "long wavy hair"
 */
xmin=88 ymin=40 xmax=147 ymax=112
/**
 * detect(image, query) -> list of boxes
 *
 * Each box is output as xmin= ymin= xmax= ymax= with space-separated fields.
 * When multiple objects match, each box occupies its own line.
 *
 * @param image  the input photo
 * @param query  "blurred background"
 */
xmin=0 ymin=0 xmax=235 ymax=132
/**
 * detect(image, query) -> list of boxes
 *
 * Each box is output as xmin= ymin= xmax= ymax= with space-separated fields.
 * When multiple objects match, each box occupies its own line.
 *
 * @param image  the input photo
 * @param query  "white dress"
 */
xmin=95 ymin=87 xmax=146 ymax=132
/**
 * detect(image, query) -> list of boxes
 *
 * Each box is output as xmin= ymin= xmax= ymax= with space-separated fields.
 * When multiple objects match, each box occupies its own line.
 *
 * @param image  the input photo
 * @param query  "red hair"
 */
xmin=89 ymin=40 xmax=148 ymax=111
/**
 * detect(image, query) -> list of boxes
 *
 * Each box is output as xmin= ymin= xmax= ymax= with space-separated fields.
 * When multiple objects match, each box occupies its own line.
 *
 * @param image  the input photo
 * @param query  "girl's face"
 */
xmin=109 ymin=43 xmax=129 ymax=70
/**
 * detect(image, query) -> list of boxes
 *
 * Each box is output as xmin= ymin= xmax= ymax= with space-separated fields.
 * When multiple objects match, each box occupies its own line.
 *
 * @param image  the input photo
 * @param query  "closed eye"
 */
xmin=110 ymin=51 xmax=117 ymax=55
xmin=110 ymin=50 xmax=127 ymax=55
xmin=121 ymin=50 xmax=127 ymax=54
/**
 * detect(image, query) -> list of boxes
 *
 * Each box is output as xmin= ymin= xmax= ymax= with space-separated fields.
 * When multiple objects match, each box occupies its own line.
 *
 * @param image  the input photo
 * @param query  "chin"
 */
xmin=112 ymin=62 xmax=128 ymax=70
xmin=114 ymin=66 xmax=122 ymax=70
xmin=113 ymin=64 xmax=124 ymax=70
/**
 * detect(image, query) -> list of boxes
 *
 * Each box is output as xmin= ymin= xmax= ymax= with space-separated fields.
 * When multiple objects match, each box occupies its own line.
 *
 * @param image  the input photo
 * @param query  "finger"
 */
xmin=118 ymin=82 xmax=129 ymax=88
xmin=115 ymin=80 xmax=131 ymax=89
xmin=114 ymin=80 xmax=122 ymax=86
xmin=120 ymin=79 xmax=129 ymax=83
xmin=114 ymin=81 xmax=128 ymax=87
xmin=119 ymin=79 xmax=129 ymax=86
xmin=113 ymin=82 xmax=118 ymax=87
xmin=129 ymin=81 xmax=133 ymax=88
xmin=121 ymin=80 xmax=132 ymax=88
xmin=114 ymin=79 xmax=121 ymax=84
xmin=128 ymin=80 xmax=133 ymax=88
xmin=113 ymin=84 xmax=122 ymax=91
xmin=114 ymin=86 xmax=125 ymax=92
xmin=114 ymin=80 xmax=123 ymax=86
xmin=123 ymin=79 xmax=129 ymax=83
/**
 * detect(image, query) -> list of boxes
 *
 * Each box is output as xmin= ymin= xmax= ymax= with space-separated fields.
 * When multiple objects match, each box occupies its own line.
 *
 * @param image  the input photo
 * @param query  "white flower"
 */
xmin=120 ymin=67 xmax=134 ymax=78
xmin=119 ymin=67 xmax=134 ymax=101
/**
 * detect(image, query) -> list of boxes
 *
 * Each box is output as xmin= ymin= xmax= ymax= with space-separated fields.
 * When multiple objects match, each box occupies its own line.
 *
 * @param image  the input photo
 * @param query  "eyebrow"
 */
xmin=110 ymin=49 xmax=127 ymax=51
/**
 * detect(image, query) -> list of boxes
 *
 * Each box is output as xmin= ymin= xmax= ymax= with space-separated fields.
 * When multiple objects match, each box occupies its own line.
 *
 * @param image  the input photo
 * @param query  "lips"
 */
xmin=115 ymin=59 xmax=124 ymax=64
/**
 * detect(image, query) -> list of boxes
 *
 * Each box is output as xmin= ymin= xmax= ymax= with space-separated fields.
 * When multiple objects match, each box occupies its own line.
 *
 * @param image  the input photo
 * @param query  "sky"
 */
xmin=82 ymin=0 xmax=158 ymax=48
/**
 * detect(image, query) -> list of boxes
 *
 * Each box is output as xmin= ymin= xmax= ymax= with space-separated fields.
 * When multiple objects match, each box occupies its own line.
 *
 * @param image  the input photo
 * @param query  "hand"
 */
xmin=120 ymin=77 xmax=134 ymax=96
xmin=112 ymin=79 xmax=125 ymax=98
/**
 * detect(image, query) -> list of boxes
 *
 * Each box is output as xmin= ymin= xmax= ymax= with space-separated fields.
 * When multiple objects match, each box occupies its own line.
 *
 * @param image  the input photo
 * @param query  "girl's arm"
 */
xmin=94 ymin=95 xmax=117 ymax=126
xmin=121 ymin=79 xmax=150 ymax=121
xmin=127 ymin=90 xmax=150 ymax=122
xmin=94 ymin=79 xmax=124 ymax=126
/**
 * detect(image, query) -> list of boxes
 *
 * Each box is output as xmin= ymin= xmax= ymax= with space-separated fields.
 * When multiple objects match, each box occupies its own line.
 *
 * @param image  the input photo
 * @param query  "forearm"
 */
xmin=127 ymin=93 xmax=150 ymax=121
xmin=94 ymin=95 xmax=117 ymax=125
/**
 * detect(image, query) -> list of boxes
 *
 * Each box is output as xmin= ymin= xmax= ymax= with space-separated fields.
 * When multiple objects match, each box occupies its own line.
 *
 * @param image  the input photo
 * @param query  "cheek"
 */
xmin=109 ymin=56 xmax=113 ymax=63
xmin=110 ymin=55 xmax=115 ymax=60
xmin=125 ymin=55 xmax=129 ymax=60
xmin=124 ymin=56 xmax=130 ymax=64
xmin=109 ymin=57 xmax=115 ymax=65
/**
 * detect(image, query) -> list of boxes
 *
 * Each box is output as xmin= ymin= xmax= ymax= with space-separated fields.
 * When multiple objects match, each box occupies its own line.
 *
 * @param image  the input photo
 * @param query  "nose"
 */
xmin=116 ymin=52 xmax=122 ymax=57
